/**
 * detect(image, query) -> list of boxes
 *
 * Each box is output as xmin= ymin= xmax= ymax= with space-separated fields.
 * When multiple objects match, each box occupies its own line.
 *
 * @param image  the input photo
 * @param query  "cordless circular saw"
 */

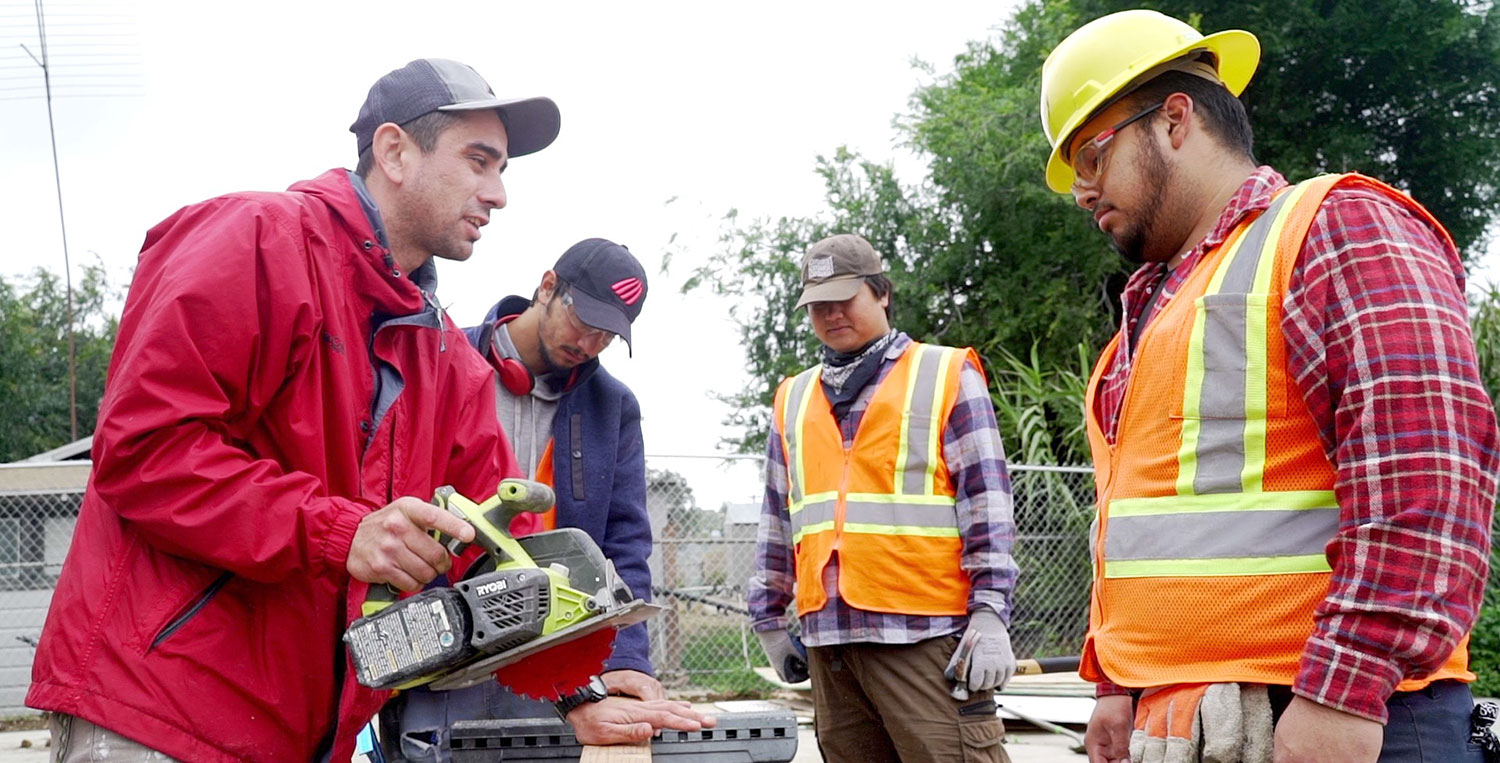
xmin=343 ymin=479 xmax=660 ymax=700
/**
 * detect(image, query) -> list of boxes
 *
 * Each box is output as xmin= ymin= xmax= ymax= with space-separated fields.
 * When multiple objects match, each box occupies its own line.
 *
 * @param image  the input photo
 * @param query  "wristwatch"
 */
xmin=554 ymin=675 xmax=608 ymax=719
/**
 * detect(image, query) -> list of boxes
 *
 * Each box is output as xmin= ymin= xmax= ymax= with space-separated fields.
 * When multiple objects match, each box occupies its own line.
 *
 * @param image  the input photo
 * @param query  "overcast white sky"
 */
xmin=10 ymin=2 xmax=1496 ymax=511
xmin=1 ymin=0 xmax=1019 ymax=509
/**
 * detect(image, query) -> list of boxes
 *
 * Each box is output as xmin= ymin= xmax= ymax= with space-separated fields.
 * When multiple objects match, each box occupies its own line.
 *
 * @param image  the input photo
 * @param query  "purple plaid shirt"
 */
xmin=748 ymin=333 xmax=1019 ymax=646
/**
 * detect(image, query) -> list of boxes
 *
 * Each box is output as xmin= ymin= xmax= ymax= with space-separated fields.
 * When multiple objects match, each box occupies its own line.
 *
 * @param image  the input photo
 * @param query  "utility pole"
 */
xmin=20 ymin=0 xmax=77 ymax=441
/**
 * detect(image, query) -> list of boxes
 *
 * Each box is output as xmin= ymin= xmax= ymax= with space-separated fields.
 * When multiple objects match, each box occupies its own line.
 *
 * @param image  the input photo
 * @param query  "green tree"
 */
xmin=685 ymin=0 xmax=1500 ymax=457
xmin=0 ymin=263 xmax=119 ymax=462
xmin=1133 ymin=0 xmax=1500 ymax=254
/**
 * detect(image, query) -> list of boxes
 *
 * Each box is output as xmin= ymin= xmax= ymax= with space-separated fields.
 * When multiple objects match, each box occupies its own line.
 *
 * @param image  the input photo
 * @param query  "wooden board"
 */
xmin=580 ymin=739 xmax=652 ymax=762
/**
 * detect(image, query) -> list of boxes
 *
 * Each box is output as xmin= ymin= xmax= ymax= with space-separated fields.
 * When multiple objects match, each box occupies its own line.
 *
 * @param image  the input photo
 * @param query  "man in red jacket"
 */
xmin=25 ymin=59 xmax=709 ymax=762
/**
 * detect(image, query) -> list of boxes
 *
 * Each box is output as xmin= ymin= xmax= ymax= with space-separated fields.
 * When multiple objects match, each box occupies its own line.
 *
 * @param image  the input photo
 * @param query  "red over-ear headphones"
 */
xmin=488 ymin=315 xmax=535 ymax=396
xmin=497 ymin=356 xmax=534 ymax=396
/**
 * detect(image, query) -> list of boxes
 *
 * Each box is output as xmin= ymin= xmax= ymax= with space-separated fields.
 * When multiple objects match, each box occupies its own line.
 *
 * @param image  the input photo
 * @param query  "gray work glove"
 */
xmin=756 ymin=628 xmax=809 ymax=684
xmin=943 ymin=609 xmax=1016 ymax=699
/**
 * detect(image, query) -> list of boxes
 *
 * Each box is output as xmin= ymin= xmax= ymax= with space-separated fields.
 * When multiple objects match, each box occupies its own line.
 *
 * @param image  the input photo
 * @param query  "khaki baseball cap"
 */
xmin=794 ymin=234 xmax=885 ymax=309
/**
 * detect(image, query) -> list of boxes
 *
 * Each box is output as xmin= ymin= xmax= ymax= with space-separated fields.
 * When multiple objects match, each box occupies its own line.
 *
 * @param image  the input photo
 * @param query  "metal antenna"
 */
xmin=20 ymin=0 xmax=77 ymax=441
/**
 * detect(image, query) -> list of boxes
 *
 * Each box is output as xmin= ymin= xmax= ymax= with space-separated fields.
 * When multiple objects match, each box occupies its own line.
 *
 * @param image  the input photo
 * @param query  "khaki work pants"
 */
xmin=49 ymin=714 xmax=181 ymax=763
xmin=809 ymin=635 xmax=1010 ymax=763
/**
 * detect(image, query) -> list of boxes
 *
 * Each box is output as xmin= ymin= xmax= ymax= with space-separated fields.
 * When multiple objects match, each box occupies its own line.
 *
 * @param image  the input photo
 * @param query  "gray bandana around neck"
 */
xmin=819 ymin=329 xmax=898 ymax=414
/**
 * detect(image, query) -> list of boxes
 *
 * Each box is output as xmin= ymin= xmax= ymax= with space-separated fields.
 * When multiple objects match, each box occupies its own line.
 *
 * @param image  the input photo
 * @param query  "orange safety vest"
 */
xmin=773 ymin=341 xmax=978 ymax=617
xmin=1081 ymin=173 xmax=1471 ymax=689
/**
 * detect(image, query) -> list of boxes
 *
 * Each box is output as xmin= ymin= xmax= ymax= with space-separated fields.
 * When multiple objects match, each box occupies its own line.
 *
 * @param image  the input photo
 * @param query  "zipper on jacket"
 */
xmin=149 ymin=570 xmax=233 ymax=650
xmin=423 ymin=290 xmax=447 ymax=352
xmin=386 ymin=406 xmax=398 ymax=503
xmin=833 ymin=448 xmax=852 ymax=551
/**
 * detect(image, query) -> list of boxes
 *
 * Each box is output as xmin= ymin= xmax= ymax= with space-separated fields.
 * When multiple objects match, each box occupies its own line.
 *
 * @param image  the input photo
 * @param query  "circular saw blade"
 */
xmin=492 ymin=626 xmax=616 ymax=701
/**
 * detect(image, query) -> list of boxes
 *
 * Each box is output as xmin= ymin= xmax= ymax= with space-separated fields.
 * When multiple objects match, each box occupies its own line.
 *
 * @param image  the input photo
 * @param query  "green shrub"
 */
xmin=1467 ymin=288 xmax=1500 ymax=698
xmin=1472 ymin=540 xmax=1500 ymax=698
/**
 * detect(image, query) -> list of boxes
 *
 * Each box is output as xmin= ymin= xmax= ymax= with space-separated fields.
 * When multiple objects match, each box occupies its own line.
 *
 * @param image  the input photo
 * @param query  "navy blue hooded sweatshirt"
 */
xmin=463 ymin=295 xmax=654 ymax=675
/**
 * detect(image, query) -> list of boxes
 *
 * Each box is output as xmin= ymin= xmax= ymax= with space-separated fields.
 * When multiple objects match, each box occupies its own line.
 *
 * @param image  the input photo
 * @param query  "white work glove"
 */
xmin=756 ymin=628 xmax=809 ymax=684
xmin=943 ymin=609 xmax=1016 ymax=699
xmin=1128 ymin=682 xmax=1273 ymax=763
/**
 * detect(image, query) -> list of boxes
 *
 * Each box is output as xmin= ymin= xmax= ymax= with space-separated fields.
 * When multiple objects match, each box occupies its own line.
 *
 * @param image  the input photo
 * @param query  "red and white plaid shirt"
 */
xmin=1092 ymin=167 xmax=1498 ymax=723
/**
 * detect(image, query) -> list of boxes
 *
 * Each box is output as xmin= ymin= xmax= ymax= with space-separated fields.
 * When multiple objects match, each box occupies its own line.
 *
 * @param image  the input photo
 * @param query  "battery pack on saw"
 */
xmin=346 ymin=567 xmax=551 ymax=690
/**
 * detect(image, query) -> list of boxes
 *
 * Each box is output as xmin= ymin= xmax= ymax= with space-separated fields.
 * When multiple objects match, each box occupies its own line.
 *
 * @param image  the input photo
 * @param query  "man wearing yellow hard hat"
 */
xmin=1040 ymin=9 xmax=1497 ymax=763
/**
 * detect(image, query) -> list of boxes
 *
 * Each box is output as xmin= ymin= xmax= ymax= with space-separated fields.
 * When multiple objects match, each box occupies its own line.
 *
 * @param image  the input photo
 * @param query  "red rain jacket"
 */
xmin=27 ymin=169 xmax=516 ymax=762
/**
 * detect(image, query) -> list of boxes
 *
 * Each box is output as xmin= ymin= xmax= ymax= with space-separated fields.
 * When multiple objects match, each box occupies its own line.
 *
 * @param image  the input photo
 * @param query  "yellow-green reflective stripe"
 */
xmin=844 ymin=492 xmax=956 ymax=506
xmin=1240 ymin=180 xmax=1316 ymax=492
xmin=788 ymin=492 xmax=956 ymax=520
xmin=1108 ymin=490 xmax=1337 ymax=517
xmin=786 ymin=367 xmax=819 ymax=505
xmin=1104 ymin=554 xmax=1331 ymax=578
xmin=1241 ymin=292 xmax=1270 ymax=493
xmin=924 ymin=348 xmax=957 ymax=495
xmin=789 ymin=491 xmax=840 ymax=516
xmin=792 ymin=521 xmax=836 ymax=545
xmin=841 ymin=522 xmax=961 ymax=538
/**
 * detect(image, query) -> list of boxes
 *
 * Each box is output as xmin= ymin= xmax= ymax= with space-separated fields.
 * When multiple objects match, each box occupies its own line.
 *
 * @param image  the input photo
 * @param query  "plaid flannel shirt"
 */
xmin=747 ymin=333 xmax=1019 ymax=646
xmin=1091 ymin=167 xmax=1498 ymax=722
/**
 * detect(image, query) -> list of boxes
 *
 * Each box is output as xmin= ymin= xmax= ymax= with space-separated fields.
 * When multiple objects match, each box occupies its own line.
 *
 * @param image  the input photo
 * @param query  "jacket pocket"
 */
xmin=148 ymin=570 xmax=234 ymax=651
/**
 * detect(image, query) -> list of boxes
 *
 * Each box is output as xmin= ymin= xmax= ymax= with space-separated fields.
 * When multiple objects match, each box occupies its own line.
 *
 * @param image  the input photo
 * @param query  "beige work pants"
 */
xmin=49 ymin=714 xmax=181 ymax=763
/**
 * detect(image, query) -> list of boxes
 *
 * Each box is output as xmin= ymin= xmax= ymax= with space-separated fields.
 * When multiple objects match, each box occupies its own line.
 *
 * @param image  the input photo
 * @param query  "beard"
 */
xmin=1108 ymin=134 xmax=1172 ymax=265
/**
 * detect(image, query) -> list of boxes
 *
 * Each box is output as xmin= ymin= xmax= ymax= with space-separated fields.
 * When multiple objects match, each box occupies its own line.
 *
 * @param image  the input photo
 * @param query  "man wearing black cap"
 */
xmin=382 ymin=238 xmax=658 ymax=760
xmin=24 ymin=60 xmax=706 ymax=763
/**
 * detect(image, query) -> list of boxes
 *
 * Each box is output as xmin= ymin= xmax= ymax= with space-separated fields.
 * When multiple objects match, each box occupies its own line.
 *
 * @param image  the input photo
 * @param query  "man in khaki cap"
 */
xmin=748 ymin=233 xmax=1020 ymax=763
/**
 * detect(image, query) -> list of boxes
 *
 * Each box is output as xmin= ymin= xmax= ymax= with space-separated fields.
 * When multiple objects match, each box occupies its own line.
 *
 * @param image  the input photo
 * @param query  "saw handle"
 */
xmin=361 ymin=480 xmax=556 ymax=616
xmin=492 ymin=478 xmax=556 ymax=529
xmin=429 ymin=479 xmax=555 ymax=557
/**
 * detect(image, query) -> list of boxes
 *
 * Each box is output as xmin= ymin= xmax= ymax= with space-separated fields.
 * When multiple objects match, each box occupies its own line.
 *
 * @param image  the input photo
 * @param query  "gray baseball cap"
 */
xmin=794 ymin=234 xmax=885 ymax=309
xmin=350 ymin=58 xmax=560 ymax=158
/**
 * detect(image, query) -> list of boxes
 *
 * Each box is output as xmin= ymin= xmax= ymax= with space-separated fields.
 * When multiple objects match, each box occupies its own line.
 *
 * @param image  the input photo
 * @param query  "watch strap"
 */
xmin=554 ymin=676 xmax=607 ymax=719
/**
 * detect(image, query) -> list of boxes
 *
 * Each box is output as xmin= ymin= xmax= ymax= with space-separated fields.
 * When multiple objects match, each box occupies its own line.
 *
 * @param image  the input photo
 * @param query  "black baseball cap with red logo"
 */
xmin=553 ymin=238 xmax=648 ymax=353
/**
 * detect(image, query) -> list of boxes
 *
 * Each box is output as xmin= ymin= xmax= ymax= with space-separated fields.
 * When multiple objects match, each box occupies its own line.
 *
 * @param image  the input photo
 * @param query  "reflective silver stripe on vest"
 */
xmin=1106 ymin=506 xmax=1337 ymax=563
xmin=898 ymin=345 xmax=949 ymax=495
xmin=782 ymin=367 xmax=820 ymax=507
xmin=790 ymin=496 xmax=837 ymax=542
xmin=1189 ymin=190 xmax=1293 ymax=495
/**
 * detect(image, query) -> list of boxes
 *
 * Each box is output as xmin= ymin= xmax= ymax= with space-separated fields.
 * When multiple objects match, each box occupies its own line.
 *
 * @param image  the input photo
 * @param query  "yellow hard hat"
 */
xmin=1040 ymin=9 xmax=1261 ymax=192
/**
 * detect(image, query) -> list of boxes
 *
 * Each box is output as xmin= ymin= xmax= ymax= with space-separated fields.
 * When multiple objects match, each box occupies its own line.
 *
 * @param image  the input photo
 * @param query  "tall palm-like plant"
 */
xmin=1468 ymin=285 xmax=1500 ymax=697
xmin=987 ymin=342 xmax=1096 ymax=656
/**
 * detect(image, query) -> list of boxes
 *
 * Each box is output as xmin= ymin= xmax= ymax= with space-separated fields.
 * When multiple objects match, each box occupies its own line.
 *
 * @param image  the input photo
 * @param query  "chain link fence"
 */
xmin=0 ymin=463 xmax=88 ymax=715
xmin=0 ymin=457 xmax=1095 ymax=712
xmin=642 ymin=456 xmax=1095 ymax=697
